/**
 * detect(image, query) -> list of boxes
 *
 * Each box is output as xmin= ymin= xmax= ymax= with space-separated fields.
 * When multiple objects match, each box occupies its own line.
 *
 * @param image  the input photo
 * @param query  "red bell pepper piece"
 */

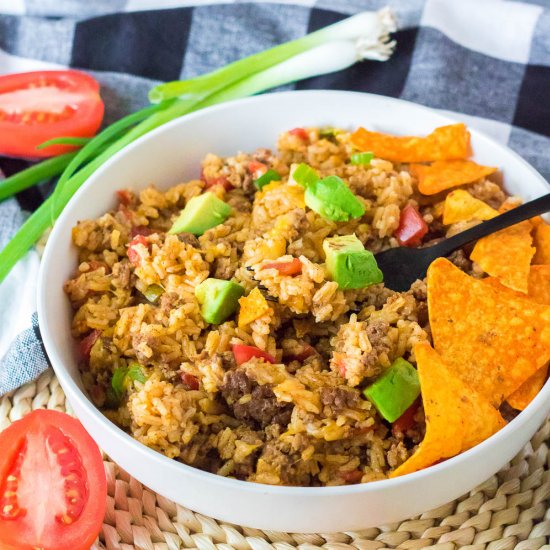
xmin=232 ymin=344 xmax=276 ymax=366
xmin=394 ymin=205 xmax=428 ymax=247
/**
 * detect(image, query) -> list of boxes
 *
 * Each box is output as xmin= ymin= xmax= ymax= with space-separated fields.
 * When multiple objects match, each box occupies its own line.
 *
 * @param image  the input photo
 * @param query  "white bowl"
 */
xmin=38 ymin=91 xmax=550 ymax=533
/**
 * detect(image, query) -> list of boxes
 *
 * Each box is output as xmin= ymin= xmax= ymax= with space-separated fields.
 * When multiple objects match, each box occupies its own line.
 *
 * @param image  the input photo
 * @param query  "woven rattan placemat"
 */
xmin=2 ymin=369 xmax=549 ymax=550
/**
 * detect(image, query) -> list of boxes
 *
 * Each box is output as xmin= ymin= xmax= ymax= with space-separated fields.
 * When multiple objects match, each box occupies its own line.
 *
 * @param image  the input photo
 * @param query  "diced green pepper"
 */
xmin=255 ymin=169 xmax=281 ymax=190
xmin=350 ymin=152 xmax=374 ymax=166
xmin=111 ymin=367 xmax=129 ymax=401
xmin=319 ymin=127 xmax=339 ymax=139
xmin=111 ymin=362 xmax=148 ymax=402
xmin=143 ymin=284 xmax=164 ymax=303
xmin=363 ymin=358 xmax=420 ymax=422
xmin=195 ymin=278 xmax=245 ymax=324
xmin=323 ymin=234 xmax=383 ymax=289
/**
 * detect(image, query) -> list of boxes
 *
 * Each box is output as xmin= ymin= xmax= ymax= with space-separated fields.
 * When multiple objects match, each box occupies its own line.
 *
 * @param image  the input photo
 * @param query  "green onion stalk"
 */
xmin=0 ymin=8 xmax=396 ymax=283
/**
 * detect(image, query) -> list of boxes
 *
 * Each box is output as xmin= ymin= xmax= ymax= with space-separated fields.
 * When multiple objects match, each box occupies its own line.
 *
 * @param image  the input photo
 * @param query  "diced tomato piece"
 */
xmin=130 ymin=226 xmax=155 ymax=238
xmin=341 ymin=469 xmax=363 ymax=483
xmin=127 ymin=234 xmax=148 ymax=267
xmin=0 ymin=410 xmax=106 ymax=550
xmin=392 ymin=399 xmax=420 ymax=437
xmin=181 ymin=373 xmax=200 ymax=390
xmin=286 ymin=343 xmax=316 ymax=362
xmin=262 ymin=258 xmax=302 ymax=276
xmin=248 ymin=161 xmax=268 ymax=177
xmin=116 ymin=189 xmax=133 ymax=206
xmin=79 ymin=330 xmax=101 ymax=361
xmin=232 ymin=344 xmax=276 ymax=366
xmin=335 ymin=359 xmax=346 ymax=377
xmin=289 ymin=127 xmax=309 ymax=141
xmin=394 ymin=205 xmax=428 ymax=247
xmin=204 ymin=175 xmax=234 ymax=191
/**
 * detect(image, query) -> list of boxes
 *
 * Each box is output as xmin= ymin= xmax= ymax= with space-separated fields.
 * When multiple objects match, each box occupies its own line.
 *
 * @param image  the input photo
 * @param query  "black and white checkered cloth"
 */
xmin=0 ymin=0 xmax=549 ymax=394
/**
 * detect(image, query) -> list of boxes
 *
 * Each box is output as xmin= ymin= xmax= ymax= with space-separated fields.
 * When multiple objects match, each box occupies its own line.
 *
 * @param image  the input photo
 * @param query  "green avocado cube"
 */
xmin=305 ymin=175 xmax=365 ymax=222
xmin=195 ymin=278 xmax=245 ymax=325
xmin=363 ymin=358 xmax=420 ymax=422
xmin=169 ymin=192 xmax=232 ymax=236
xmin=323 ymin=234 xmax=383 ymax=289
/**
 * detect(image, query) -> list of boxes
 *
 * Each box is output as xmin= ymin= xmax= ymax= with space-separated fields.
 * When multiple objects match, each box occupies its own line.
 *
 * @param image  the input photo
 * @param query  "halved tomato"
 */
xmin=0 ymin=409 xmax=106 ymax=550
xmin=0 ymin=70 xmax=104 ymax=158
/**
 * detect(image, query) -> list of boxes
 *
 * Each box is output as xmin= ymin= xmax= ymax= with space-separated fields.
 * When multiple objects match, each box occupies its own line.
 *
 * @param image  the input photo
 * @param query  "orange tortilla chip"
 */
xmin=350 ymin=124 xmax=470 ymax=163
xmin=483 ymin=265 xmax=550 ymax=410
xmin=470 ymin=220 xmax=535 ymax=293
xmin=507 ymin=365 xmax=548 ymax=411
xmin=238 ymin=287 xmax=270 ymax=327
xmin=533 ymin=221 xmax=550 ymax=265
xmin=428 ymin=258 xmax=550 ymax=406
xmin=483 ymin=265 xmax=550 ymax=306
xmin=390 ymin=343 xmax=505 ymax=478
xmin=412 ymin=160 xmax=497 ymax=196
xmin=442 ymin=190 xmax=498 ymax=225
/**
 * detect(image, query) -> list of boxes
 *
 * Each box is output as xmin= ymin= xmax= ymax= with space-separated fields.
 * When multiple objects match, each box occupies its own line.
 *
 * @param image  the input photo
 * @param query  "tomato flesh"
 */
xmin=392 ymin=399 xmax=420 ymax=436
xmin=232 ymin=344 xmax=276 ymax=366
xmin=394 ymin=205 xmax=428 ymax=247
xmin=0 ymin=410 xmax=106 ymax=550
xmin=181 ymin=372 xmax=200 ymax=390
xmin=262 ymin=258 xmax=302 ymax=276
xmin=79 ymin=329 xmax=101 ymax=361
xmin=0 ymin=70 xmax=104 ymax=158
xmin=289 ymin=127 xmax=309 ymax=141
xmin=127 ymin=234 xmax=148 ymax=266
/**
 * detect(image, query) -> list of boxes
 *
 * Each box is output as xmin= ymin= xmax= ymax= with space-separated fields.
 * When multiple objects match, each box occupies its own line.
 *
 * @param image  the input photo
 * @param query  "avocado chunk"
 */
xmin=305 ymin=175 xmax=365 ymax=222
xmin=169 ymin=192 xmax=232 ymax=236
xmin=363 ymin=358 xmax=420 ymax=422
xmin=195 ymin=278 xmax=245 ymax=325
xmin=323 ymin=234 xmax=383 ymax=289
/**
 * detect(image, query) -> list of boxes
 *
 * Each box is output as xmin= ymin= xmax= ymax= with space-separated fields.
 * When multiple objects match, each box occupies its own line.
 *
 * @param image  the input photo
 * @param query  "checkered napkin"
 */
xmin=0 ymin=0 xmax=549 ymax=395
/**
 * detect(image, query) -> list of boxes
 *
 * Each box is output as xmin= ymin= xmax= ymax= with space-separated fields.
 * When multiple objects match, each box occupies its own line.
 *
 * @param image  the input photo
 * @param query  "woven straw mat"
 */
xmin=1 ymin=369 xmax=549 ymax=550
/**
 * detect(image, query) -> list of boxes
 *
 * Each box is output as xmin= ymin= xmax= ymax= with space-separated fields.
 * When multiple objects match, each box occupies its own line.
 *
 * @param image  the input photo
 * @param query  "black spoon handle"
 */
xmin=429 ymin=193 xmax=550 ymax=258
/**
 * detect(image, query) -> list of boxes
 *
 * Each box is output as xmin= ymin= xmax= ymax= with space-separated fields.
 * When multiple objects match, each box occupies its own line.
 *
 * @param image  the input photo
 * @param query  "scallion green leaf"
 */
xmin=36 ymin=137 xmax=91 ymax=150
xmin=350 ymin=152 xmax=374 ymax=166
xmin=0 ymin=152 xmax=77 ymax=202
xmin=255 ymin=169 xmax=281 ymax=190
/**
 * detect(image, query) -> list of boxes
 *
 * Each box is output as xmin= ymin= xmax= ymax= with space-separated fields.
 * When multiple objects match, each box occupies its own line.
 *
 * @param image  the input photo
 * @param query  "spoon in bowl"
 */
xmin=375 ymin=193 xmax=550 ymax=291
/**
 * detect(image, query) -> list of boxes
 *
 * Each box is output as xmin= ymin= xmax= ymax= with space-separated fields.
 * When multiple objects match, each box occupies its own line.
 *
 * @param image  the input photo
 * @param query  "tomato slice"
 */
xmin=0 ymin=70 xmax=104 ymax=158
xmin=394 ymin=205 xmax=429 ymax=247
xmin=262 ymin=258 xmax=302 ymax=276
xmin=232 ymin=344 xmax=276 ymax=366
xmin=0 ymin=410 xmax=106 ymax=550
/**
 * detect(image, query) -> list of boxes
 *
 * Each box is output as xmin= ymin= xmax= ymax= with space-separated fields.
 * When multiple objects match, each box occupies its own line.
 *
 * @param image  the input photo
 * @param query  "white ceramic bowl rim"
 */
xmin=38 ymin=90 xmax=550 ymax=498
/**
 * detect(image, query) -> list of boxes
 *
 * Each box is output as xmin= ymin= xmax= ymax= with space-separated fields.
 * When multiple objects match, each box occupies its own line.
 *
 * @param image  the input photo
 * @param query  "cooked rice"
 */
xmin=66 ymin=127 xmax=507 ymax=486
